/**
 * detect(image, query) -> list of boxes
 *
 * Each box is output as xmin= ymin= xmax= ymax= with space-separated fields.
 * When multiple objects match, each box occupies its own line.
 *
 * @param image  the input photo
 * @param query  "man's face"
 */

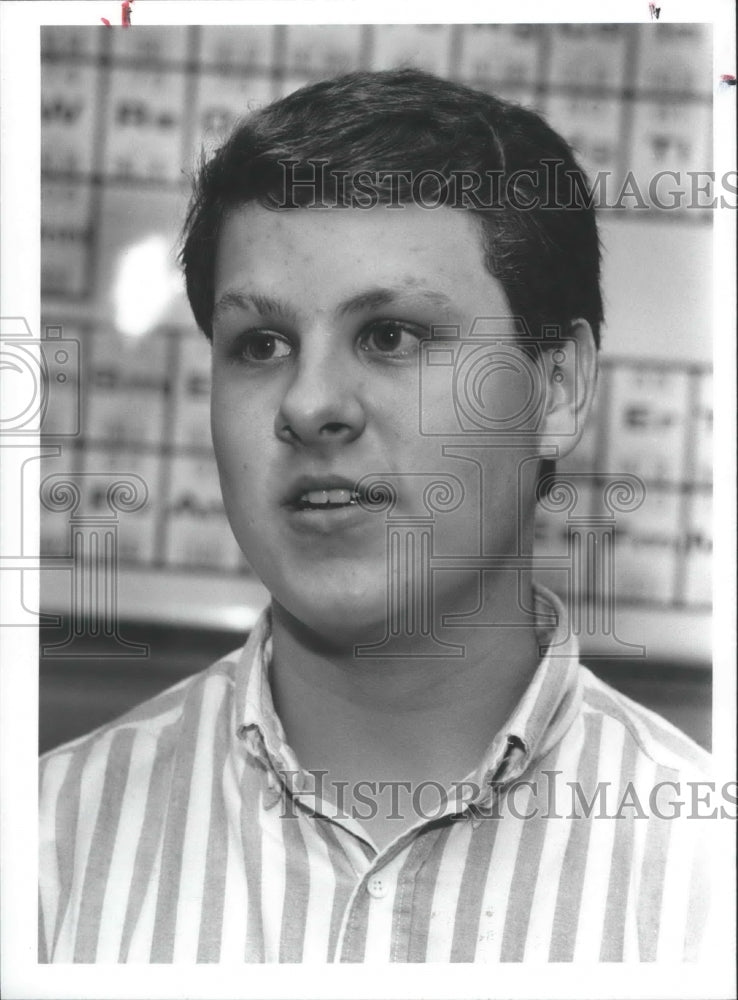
xmin=211 ymin=203 xmax=548 ymax=643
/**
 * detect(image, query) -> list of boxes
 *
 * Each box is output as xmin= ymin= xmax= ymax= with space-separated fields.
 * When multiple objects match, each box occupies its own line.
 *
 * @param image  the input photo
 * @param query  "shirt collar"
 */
xmin=234 ymin=607 xmax=302 ymax=778
xmin=234 ymin=583 xmax=582 ymax=798
xmin=469 ymin=584 xmax=583 ymax=802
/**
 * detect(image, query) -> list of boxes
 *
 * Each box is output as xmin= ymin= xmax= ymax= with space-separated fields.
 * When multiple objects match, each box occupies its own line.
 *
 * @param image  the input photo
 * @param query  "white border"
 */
xmin=1 ymin=2 xmax=735 ymax=998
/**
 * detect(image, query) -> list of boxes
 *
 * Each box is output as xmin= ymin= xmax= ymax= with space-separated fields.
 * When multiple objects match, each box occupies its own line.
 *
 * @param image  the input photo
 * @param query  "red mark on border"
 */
xmin=101 ymin=1 xmax=134 ymax=27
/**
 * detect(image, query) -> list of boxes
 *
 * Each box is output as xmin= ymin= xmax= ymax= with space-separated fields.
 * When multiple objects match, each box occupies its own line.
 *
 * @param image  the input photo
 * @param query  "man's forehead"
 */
xmin=214 ymin=202 xmax=494 ymax=301
xmin=218 ymin=199 xmax=483 ymax=245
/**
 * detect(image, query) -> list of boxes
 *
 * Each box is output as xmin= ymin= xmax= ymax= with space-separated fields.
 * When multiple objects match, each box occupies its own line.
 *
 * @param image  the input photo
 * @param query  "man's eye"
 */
xmin=237 ymin=331 xmax=292 ymax=362
xmin=359 ymin=321 xmax=425 ymax=357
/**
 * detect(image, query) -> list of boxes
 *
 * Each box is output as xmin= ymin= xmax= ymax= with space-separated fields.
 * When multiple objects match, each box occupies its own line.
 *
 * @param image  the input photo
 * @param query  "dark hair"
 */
xmin=179 ymin=69 xmax=603 ymax=349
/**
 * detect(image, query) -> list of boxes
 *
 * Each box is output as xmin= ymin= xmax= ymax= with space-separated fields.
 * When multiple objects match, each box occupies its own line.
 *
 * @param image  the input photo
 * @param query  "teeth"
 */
xmin=299 ymin=488 xmax=357 ymax=506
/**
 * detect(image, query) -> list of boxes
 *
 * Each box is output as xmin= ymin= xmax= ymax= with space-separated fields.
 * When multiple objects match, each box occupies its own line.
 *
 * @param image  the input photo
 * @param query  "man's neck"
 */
xmin=268 ymin=574 xmax=542 ymax=822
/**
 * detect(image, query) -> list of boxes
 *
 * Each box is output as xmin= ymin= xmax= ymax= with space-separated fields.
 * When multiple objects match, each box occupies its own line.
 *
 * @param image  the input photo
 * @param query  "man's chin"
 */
xmin=271 ymin=590 xmax=392 ymax=653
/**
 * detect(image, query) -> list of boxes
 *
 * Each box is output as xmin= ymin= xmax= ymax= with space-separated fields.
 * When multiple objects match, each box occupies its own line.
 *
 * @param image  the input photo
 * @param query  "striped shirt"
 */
xmin=39 ymin=584 xmax=713 ymax=963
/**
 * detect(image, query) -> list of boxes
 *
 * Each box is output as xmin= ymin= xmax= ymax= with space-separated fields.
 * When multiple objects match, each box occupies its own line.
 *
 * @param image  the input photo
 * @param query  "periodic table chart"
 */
xmin=39 ymin=25 xmax=713 ymax=613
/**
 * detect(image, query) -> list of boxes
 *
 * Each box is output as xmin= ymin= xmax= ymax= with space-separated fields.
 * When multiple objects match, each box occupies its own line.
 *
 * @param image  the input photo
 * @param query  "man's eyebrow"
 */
xmin=212 ymin=286 xmax=455 ymax=324
xmin=336 ymin=287 xmax=455 ymax=316
xmin=213 ymin=291 xmax=298 ymax=323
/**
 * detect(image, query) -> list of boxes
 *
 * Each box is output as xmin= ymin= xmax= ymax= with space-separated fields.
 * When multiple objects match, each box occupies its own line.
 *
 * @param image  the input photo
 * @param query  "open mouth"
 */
xmin=294 ymin=488 xmax=361 ymax=511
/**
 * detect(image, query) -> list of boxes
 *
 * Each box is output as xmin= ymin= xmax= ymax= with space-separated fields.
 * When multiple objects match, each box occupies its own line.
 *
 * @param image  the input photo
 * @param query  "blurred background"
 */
xmin=39 ymin=23 xmax=713 ymax=752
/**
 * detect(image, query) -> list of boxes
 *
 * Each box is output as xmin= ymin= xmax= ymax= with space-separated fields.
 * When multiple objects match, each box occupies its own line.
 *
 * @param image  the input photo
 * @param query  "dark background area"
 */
xmin=39 ymin=619 xmax=711 ymax=756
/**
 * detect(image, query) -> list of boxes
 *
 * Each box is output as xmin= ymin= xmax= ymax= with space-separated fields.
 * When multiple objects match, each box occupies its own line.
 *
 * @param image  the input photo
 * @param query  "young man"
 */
xmin=40 ymin=70 xmax=711 ymax=963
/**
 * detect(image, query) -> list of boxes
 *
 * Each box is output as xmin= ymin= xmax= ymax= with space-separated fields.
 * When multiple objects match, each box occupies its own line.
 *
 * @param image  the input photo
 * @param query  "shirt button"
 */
xmin=366 ymin=876 xmax=388 ymax=899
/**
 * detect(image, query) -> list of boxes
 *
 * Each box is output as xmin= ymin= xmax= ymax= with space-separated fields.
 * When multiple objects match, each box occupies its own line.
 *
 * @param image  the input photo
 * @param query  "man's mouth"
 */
xmin=294 ymin=488 xmax=361 ymax=511
xmin=283 ymin=476 xmax=363 ymax=512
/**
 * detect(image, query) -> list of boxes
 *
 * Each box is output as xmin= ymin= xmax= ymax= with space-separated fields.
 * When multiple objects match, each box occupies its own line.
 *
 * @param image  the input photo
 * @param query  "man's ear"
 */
xmin=540 ymin=319 xmax=598 ymax=459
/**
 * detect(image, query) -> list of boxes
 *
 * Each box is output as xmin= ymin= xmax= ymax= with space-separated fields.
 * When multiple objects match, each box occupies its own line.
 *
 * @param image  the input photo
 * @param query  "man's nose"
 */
xmin=274 ymin=351 xmax=366 ymax=447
